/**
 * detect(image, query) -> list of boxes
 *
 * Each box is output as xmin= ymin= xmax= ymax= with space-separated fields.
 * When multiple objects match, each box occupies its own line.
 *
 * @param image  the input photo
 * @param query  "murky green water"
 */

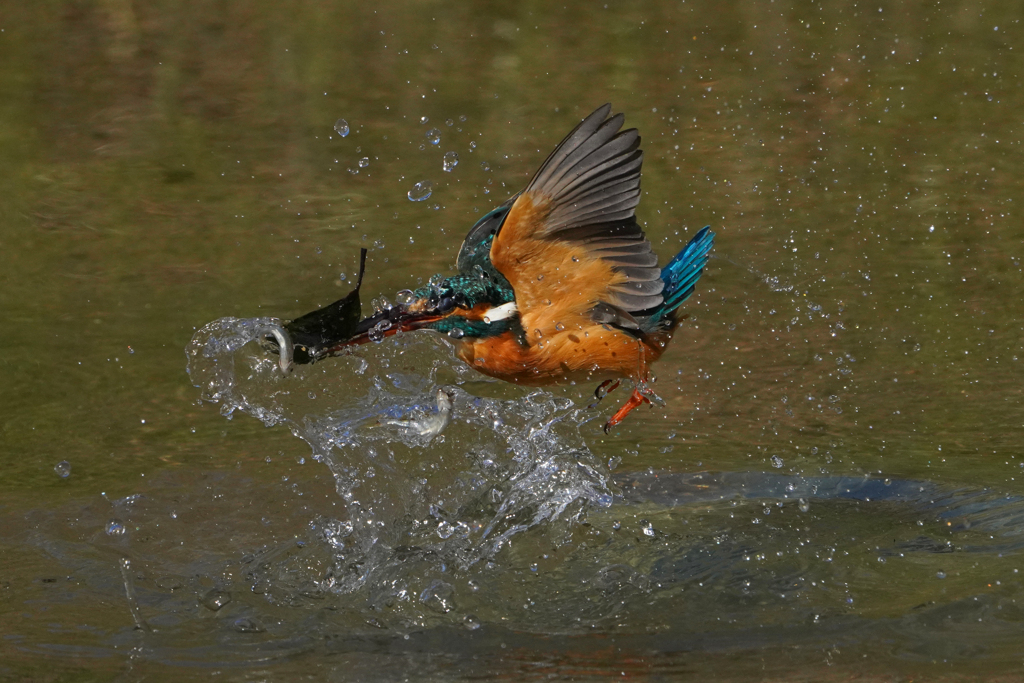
xmin=3 ymin=2 xmax=1024 ymax=680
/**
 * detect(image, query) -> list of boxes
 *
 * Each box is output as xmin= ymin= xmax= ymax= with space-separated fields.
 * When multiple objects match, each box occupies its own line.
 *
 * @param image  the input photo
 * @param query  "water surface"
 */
xmin=2 ymin=2 xmax=1023 ymax=680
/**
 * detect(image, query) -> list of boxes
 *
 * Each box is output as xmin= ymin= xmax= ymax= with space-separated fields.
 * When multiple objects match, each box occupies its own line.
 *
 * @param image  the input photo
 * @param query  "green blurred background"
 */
xmin=1 ymin=1 xmax=1023 ymax=680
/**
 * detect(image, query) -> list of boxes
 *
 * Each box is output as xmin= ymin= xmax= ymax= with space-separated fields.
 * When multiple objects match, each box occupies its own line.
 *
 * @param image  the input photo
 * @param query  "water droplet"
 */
xmin=358 ymin=157 xmax=369 ymax=168
xmin=233 ymin=616 xmax=265 ymax=633
xmin=408 ymin=180 xmax=432 ymax=201
xmin=369 ymin=320 xmax=392 ymax=342
xmin=445 ymin=118 xmax=455 ymax=127
xmin=480 ymin=161 xmax=490 ymax=171
xmin=106 ymin=519 xmax=125 ymax=536
xmin=469 ymin=140 xmax=477 ymax=150
xmin=420 ymin=116 xmax=429 ymax=124
xmin=463 ymin=614 xmax=481 ymax=630
xmin=770 ymin=455 xmax=784 ymax=468
xmin=420 ymin=580 xmax=455 ymax=613
xmin=201 ymin=589 xmax=232 ymax=611
xmin=54 ymin=461 xmax=71 ymax=478
xmin=936 ymin=571 xmax=946 ymax=579
xmin=607 ymin=455 xmax=622 ymax=470
xmin=554 ymin=323 xmax=565 ymax=332
xmin=641 ymin=520 xmax=656 ymax=537
xmin=395 ymin=289 xmax=416 ymax=306
xmin=426 ymin=128 xmax=441 ymax=145
xmin=612 ymin=520 xmax=621 ymax=530
xmin=339 ymin=272 xmax=347 ymax=282
xmin=798 ymin=498 xmax=810 ymax=512
xmin=333 ymin=118 xmax=349 ymax=137
xmin=447 ymin=327 xmax=464 ymax=339
xmin=442 ymin=151 xmax=459 ymax=172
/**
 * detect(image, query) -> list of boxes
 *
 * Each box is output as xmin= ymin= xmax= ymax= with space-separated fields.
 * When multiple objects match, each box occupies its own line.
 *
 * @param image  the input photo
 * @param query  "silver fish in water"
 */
xmin=382 ymin=388 xmax=454 ymax=439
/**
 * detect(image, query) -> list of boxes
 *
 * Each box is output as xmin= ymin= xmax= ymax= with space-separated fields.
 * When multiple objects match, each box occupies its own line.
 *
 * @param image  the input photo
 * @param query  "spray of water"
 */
xmin=186 ymin=317 xmax=612 ymax=602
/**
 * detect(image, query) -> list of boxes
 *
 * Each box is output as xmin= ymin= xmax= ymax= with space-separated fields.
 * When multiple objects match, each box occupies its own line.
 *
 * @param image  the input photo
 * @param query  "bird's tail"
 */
xmin=643 ymin=226 xmax=714 ymax=329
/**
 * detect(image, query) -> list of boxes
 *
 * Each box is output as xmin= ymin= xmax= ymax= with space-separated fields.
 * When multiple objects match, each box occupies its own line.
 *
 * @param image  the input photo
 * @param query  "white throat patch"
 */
xmin=482 ymin=301 xmax=518 ymax=324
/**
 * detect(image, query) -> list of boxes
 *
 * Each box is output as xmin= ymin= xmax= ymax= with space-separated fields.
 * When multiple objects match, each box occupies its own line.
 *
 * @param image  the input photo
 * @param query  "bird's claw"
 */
xmin=636 ymin=380 xmax=664 ymax=407
xmin=588 ymin=379 xmax=620 ymax=410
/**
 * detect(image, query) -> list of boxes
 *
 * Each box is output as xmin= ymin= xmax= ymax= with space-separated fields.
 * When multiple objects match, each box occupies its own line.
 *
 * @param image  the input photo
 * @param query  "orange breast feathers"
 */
xmin=456 ymin=323 xmax=671 ymax=387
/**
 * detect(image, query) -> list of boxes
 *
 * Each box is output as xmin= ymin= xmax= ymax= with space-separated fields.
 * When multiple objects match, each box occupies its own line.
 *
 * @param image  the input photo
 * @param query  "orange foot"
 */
xmin=603 ymin=388 xmax=652 ymax=433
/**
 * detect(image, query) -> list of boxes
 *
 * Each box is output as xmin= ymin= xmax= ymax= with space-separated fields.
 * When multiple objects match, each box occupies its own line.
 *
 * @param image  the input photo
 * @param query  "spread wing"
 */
xmin=489 ymin=104 xmax=663 ymax=337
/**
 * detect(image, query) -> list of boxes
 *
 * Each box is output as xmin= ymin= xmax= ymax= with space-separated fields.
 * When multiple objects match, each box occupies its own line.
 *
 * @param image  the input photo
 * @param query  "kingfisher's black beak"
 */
xmin=323 ymin=304 xmax=443 ymax=352
xmin=334 ymin=286 xmax=469 ymax=352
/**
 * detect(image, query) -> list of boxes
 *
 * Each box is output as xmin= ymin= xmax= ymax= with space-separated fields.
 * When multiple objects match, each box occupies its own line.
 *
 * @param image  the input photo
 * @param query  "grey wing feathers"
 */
xmin=525 ymin=104 xmax=664 ymax=314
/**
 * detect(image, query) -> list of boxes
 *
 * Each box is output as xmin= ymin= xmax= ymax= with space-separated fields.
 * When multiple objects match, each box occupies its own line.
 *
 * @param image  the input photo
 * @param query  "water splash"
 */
xmin=186 ymin=317 xmax=611 ymax=600
xmin=185 ymin=317 xmax=295 ymax=425
xmin=762 ymin=273 xmax=795 ymax=293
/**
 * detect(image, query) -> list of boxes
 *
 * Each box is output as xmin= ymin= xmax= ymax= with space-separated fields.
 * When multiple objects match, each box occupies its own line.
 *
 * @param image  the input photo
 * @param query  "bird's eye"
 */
xmin=438 ymin=296 xmax=455 ymax=313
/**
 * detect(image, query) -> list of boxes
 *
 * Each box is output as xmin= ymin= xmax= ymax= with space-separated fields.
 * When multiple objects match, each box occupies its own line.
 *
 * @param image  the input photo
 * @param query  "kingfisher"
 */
xmin=280 ymin=104 xmax=714 ymax=432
